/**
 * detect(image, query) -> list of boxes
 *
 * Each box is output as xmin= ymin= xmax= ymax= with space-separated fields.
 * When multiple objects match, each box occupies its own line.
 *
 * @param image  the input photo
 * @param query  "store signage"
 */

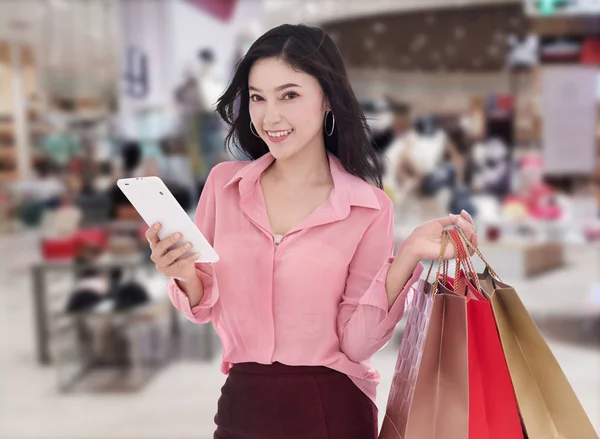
xmin=525 ymin=0 xmax=600 ymax=16
xmin=541 ymin=66 xmax=597 ymax=175
xmin=184 ymin=0 xmax=238 ymax=21
xmin=123 ymin=46 xmax=149 ymax=99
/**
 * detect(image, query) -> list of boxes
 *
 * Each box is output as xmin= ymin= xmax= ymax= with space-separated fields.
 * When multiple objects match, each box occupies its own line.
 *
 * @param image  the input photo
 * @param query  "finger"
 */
xmin=166 ymin=252 xmax=199 ymax=275
xmin=460 ymin=209 xmax=475 ymax=226
xmin=437 ymin=214 xmax=459 ymax=228
xmin=145 ymin=223 xmax=161 ymax=248
xmin=456 ymin=217 xmax=476 ymax=238
xmin=160 ymin=242 xmax=193 ymax=268
xmin=154 ymin=232 xmax=182 ymax=257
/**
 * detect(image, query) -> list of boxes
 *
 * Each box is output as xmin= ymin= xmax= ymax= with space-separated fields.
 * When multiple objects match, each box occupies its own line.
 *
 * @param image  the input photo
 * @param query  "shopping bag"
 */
xmin=455 ymin=228 xmax=599 ymax=439
xmin=443 ymin=228 xmax=524 ymax=439
xmin=380 ymin=232 xmax=469 ymax=439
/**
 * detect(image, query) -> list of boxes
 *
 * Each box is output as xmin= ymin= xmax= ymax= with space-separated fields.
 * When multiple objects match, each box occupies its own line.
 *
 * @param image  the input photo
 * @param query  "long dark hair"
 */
xmin=216 ymin=24 xmax=382 ymax=188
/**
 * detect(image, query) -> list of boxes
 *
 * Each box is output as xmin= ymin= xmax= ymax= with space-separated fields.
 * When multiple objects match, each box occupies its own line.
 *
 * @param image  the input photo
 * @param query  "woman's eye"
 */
xmin=283 ymin=92 xmax=298 ymax=100
xmin=250 ymin=95 xmax=263 ymax=102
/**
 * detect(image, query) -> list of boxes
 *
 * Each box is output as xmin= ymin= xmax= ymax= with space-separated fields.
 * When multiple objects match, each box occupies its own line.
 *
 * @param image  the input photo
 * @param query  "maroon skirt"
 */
xmin=214 ymin=362 xmax=378 ymax=439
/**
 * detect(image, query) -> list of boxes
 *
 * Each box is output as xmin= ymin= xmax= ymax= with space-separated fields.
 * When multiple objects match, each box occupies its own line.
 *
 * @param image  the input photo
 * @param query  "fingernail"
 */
xmin=174 ymin=233 xmax=181 ymax=240
xmin=185 ymin=242 xmax=192 ymax=249
xmin=153 ymin=223 xmax=160 ymax=230
xmin=193 ymin=253 xmax=200 ymax=259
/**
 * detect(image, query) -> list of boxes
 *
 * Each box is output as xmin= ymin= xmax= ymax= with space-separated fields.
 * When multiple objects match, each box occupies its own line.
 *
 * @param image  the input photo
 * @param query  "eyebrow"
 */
xmin=248 ymin=83 xmax=302 ymax=92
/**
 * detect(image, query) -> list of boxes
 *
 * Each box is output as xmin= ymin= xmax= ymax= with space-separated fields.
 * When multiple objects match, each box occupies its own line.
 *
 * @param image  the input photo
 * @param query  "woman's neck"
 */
xmin=269 ymin=143 xmax=332 ymax=188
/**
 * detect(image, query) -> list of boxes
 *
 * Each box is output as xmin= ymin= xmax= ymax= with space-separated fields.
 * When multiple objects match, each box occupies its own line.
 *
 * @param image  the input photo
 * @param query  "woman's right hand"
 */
xmin=146 ymin=223 xmax=199 ymax=281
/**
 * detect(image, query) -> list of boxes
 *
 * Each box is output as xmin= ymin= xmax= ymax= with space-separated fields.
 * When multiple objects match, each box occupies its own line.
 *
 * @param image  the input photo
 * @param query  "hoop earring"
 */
xmin=250 ymin=121 xmax=261 ymax=138
xmin=324 ymin=111 xmax=335 ymax=136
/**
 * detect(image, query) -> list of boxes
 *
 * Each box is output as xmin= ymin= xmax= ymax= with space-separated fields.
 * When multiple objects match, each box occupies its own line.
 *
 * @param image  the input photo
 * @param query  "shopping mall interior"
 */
xmin=1 ymin=0 xmax=599 ymax=438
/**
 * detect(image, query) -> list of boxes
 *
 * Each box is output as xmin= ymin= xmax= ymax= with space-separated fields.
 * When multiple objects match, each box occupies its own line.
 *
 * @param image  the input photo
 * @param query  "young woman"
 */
xmin=146 ymin=24 xmax=477 ymax=439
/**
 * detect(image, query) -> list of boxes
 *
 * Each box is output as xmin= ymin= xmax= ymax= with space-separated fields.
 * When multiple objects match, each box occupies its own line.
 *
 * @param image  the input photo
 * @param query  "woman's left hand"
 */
xmin=404 ymin=209 xmax=478 ymax=262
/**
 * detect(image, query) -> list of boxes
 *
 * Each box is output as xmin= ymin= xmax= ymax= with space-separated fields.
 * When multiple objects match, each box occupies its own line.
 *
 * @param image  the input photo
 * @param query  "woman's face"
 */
xmin=248 ymin=57 xmax=329 ymax=161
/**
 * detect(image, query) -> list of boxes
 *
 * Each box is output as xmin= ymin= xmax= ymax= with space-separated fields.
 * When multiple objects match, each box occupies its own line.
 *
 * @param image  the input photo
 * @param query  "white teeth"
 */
xmin=267 ymin=129 xmax=293 ymax=138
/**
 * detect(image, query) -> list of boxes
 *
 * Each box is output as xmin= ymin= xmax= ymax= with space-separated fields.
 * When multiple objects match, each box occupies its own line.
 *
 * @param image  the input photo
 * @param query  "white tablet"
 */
xmin=117 ymin=176 xmax=219 ymax=263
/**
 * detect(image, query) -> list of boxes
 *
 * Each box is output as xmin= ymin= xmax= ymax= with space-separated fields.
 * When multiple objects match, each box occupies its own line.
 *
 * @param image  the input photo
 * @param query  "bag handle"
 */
xmin=444 ymin=228 xmax=463 ymax=296
xmin=424 ymin=229 xmax=469 ymax=296
xmin=453 ymin=228 xmax=503 ymax=283
xmin=424 ymin=230 xmax=452 ymax=296
xmin=448 ymin=228 xmax=483 ymax=294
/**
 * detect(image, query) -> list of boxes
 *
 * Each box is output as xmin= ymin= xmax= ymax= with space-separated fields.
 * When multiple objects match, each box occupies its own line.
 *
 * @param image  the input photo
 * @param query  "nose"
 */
xmin=262 ymin=100 xmax=282 ymax=127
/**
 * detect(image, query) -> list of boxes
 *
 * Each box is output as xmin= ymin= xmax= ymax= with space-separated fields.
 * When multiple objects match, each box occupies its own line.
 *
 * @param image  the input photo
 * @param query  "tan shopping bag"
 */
xmin=380 ymin=232 xmax=469 ymax=439
xmin=455 ymin=229 xmax=599 ymax=439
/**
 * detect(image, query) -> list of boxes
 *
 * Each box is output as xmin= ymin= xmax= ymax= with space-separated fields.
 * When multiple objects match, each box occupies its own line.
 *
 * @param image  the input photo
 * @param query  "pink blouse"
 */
xmin=167 ymin=152 xmax=424 ymax=404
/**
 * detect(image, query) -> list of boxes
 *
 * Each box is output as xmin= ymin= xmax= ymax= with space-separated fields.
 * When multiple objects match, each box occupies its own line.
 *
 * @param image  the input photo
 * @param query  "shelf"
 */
xmin=0 ymin=148 xmax=16 ymax=161
xmin=0 ymin=122 xmax=12 ymax=136
xmin=0 ymin=121 xmax=48 ymax=137
xmin=0 ymin=171 xmax=19 ymax=184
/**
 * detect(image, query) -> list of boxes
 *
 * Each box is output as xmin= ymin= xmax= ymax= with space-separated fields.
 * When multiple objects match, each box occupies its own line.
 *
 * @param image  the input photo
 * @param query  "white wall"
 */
xmin=118 ymin=0 xmax=173 ymax=109
xmin=167 ymin=0 xmax=264 ymax=90
xmin=116 ymin=0 xmax=265 ymax=139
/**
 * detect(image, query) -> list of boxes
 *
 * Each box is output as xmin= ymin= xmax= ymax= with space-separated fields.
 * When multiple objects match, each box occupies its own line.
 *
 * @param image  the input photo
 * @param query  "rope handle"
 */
xmin=424 ymin=230 xmax=451 ymax=296
xmin=454 ymin=228 xmax=503 ymax=282
xmin=448 ymin=228 xmax=483 ymax=293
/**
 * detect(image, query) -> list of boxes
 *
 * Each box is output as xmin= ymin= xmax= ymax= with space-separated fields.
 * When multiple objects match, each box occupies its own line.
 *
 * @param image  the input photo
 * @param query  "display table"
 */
xmin=52 ymin=299 xmax=173 ymax=392
xmin=30 ymin=258 xmax=171 ymax=365
xmin=477 ymin=240 xmax=565 ymax=279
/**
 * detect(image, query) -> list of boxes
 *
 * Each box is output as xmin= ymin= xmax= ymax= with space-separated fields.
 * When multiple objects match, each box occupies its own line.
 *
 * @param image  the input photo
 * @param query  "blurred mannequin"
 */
xmin=469 ymin=137 xmax=512 ymax=198
xmin=175 ymin=48 xmax=224 ymax=112
xmin=515 ymin=155 xmax=561 ymax=220
xmin=175 ymin=48 xmax=229 ymax=177
xmin=195 ymin=48 xmax=224 ymax=112
xmin=398 ymin=117 xmax=448 ymax=186
xmin=507 ymin=33 xmax=539 ymax=72
xmin=395 ymin=116 xmax=463 ymax=196
xmin=391 ymin=116 xmax=464 ymax=237
xmin=364 ymin=98 xmax=396 ymax=154
xmin=381 ymin=103 xmax=412 ymax=193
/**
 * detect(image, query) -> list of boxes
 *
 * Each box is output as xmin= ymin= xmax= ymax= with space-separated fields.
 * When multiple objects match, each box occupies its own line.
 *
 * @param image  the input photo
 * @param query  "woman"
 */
xmin=146 ymin=24 xmax=477 ymax=439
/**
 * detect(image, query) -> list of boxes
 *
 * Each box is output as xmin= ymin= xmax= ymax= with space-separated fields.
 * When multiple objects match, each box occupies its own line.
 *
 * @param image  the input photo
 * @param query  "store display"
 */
xmin=507 ymin=33 xmax=539 ymax=71
xmin=469 ymin=138 xmax=512 ymax=198
xmin=478 ymin=241 xmax=564 ymax=278
xmin=542 ymin=66 xmax=597 ymax=175
xmin=0 ymin=42 xmax=42 ymax=184
xmin=581 ymin=37 xmax=600 ymax=64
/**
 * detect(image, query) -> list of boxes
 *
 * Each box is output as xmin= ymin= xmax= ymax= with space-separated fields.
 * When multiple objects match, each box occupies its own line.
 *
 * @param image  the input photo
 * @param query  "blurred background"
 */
xmin=0 ymin=0 xmax=599 ymax=437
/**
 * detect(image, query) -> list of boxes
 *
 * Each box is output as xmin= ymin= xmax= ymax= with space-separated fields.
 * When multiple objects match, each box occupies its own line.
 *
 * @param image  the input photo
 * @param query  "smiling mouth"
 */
xmin=265 ymin=129 xmax=294 ymax=138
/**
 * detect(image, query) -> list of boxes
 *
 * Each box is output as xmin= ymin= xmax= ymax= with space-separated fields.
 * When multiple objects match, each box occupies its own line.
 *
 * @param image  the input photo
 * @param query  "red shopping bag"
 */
xmin=443 ymin=229 xmax=524 ymax=439
xmin=41 ymin=236 xmax=79 ymax=260
xmin=74 ymin=227 xmax=109 ymax=249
